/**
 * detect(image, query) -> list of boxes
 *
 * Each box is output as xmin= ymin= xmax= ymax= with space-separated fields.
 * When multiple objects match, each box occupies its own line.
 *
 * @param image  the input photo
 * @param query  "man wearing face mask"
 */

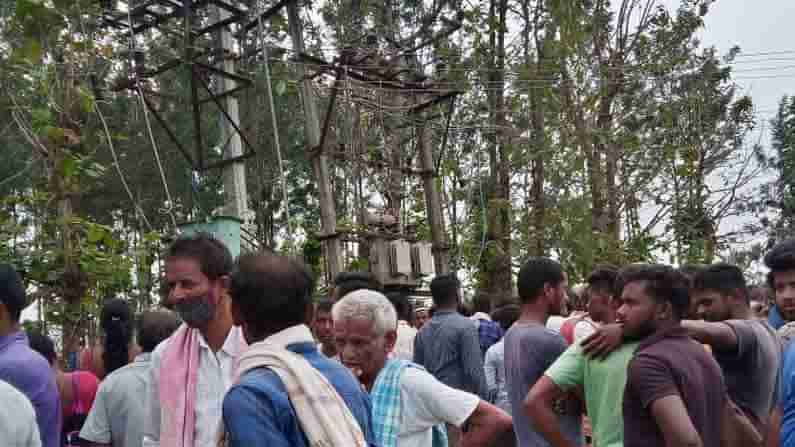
xmin=143 ymin=233 xmax=248 ymax=447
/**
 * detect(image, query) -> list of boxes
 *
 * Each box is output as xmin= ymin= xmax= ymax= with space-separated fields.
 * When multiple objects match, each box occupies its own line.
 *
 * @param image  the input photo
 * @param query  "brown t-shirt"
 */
xmin=623 ymin=326 xmax=725 ymax=447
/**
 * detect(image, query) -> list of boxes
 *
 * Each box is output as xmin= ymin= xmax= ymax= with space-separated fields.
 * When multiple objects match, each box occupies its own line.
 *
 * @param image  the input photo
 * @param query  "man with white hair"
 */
xmin=333 ymin=289 xmax=512 ymax=447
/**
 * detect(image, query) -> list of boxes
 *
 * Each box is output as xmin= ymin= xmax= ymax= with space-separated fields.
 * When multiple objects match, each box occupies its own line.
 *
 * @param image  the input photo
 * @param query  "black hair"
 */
xmin=0 ymin=264 xmax=26 ymax=322
xmin=677 ymin=264 xmax=705 ymax=289
xmin=616 ymin=264 xmax=690 ymax=319
xmin=472 ymin=293 xmax=493 ymax=314
xmin=333 ymin=272 xmax=382 ymax=299
xmin=231 ymin=251 xmax=315 ymax=340
xmin=586 ymin=265 xmax=618 ymax=297
xmin=765 ymin=239 xmax=795 ymax=288
xmin=137 ymin=310 xmax=180 ymax=353
xmin=26 ymin=330 xmax=57 ymax=365
xmin=101 ymin=298 xmax=133 ymax=376
xmin=315 ymin=297 xmax=334 ymax=314
xmin=386 ymin=291 xmax=413 ymax=322
xmin=166 ymin=232 xmax=234 ymax=281
xmin=692 ymin=263 xmax=749 ymax=303
xmin=430 ymin=273 xmax=460 ymax=307
xmin=491 ymin=304 xmax=520 ymax=332
xmin=517 ymin=257 xmax=565 ymax=304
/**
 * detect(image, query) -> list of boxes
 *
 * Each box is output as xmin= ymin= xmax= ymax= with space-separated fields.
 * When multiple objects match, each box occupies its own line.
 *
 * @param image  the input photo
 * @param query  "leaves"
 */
xmin=275 ymin=80 xmax=287 ymax=96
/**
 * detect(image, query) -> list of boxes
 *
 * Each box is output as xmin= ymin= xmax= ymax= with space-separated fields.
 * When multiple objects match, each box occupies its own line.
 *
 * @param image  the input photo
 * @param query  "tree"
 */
xmin=763 ymin=95 xmax=795 ymax=242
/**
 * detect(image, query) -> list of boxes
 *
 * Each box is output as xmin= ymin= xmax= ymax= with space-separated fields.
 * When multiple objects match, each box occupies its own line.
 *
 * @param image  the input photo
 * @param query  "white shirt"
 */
xmin=546 ymin=315 xmax=598 ymax=343
xmin=0 ymin=379 xmax=41 ymax=447
xmin=80 ymin=353 xmax=152 ymax=447
xmin=143 ymin=326 xmax=246 ymax=447
xmin=483 ymin=340 xmax=510 ymax=414
xmin=398 ymin=367 xmax=480 ymax=447
xmin=393 ymin=321 xmax=418 ymax=361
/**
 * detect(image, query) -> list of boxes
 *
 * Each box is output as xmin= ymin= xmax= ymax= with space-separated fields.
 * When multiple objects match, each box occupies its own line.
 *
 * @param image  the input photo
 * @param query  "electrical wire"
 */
xmin=94 ymin=101 xmax=154 ymax=231
xmin=257 ymin=8 xmax=294 ymax=249
xmin=127 ymin=6 xmax=179 ymax=230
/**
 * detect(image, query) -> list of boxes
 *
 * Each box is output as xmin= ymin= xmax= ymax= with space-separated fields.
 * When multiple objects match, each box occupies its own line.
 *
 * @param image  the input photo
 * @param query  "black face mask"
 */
xmin=174 ymin=295 xmax=216 ymax=328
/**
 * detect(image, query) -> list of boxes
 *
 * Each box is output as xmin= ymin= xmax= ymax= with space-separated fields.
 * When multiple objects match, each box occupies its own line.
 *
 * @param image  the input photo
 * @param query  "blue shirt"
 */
xmin=779 ymin=341 xmax=795 ymax=446
xmin=222 ymin=342 xmax=377 ymax=447
xmin=413 ymin=310 xmax=488 ymax=399
xmin=476 ymin=319 xmax=504 ymax=356
xmin=770 ymin=304 xmax=786 ymax=330
xmin=0 ymin=330 xmax=61 ymax=447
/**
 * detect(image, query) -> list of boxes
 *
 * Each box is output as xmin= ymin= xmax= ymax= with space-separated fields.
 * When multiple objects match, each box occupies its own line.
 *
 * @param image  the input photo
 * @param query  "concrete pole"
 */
xmin=212 ymin=6 xmax=249 ymax=222
xmin=286 ymin=1 xmax=342 ymax=280
xmin=417 ymin=122 xmax=450 ymax=275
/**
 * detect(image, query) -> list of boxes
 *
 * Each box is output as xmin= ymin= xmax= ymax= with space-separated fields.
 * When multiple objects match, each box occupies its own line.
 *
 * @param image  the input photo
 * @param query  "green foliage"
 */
xmin=762 ymin=96 xmax=795 ymax=241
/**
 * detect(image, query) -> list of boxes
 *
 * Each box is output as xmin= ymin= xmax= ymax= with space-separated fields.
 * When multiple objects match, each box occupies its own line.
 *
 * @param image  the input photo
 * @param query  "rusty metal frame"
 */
xmin=101 ymin=0 xmax=297 ymax=171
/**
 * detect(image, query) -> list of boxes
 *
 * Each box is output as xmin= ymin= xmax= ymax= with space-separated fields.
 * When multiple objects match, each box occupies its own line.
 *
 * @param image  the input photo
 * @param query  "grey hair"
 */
xmin=332 ymin=289 xmax=398 ymax=337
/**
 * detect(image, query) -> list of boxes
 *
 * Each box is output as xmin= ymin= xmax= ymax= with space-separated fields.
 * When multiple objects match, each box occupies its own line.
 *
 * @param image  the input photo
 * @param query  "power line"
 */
xmin=127 ymin=6 xmax=178 ymax=230
xmin=95 ymin=101 xmax=154 ymax=231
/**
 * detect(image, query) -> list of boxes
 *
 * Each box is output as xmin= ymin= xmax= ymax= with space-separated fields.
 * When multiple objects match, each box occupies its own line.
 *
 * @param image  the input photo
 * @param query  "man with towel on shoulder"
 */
xmin=220 ymin=251 xmax=376 ymax=447
xmin=143 ymin=233 xmax=248 ymax=447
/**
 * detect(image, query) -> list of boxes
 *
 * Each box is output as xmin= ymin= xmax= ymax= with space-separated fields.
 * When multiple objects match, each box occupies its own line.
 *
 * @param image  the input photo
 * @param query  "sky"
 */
xmin=677 ymin=0 xmax=795 ymax=122
xmin=650 ymin=0 xmax=795 ymax=266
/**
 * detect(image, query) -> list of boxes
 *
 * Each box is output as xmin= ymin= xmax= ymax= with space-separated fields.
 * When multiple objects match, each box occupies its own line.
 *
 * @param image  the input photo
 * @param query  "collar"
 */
xmin=433 ymin=309 xmax=457 ymax=317
xmin=197 ymin=325 xmax=246 ymax=357
xmin=470 ymin=312 xmax=491 ymax=321
xmin=134 ymin=352 xmax=152 ymax=363
xmin=769 ymin=304 xmax=786 ymax=329
xmin=637 ymin=324 xmax=689 ymax=352
xmin=0 ymin=330 xmax=25 ymax=352
xmin=262 ymin=324 xmax=315 ymax=349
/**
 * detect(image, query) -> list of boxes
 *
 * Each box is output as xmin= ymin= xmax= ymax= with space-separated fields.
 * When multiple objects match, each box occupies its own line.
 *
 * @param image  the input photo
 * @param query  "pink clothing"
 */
xmin=159 ymin=325 xmax=200 ymax=447
xmin=63 ymin=371 xmax=99 ymax=419
xmin=159 ymin=324 xmax=247 ymax=447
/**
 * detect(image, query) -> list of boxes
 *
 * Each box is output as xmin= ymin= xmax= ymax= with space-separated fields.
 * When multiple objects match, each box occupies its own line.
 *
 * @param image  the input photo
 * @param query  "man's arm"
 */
xmin=766 ymin=407 xmax=782 ymax=447
xmin=483 ymin=347 xmax=498 ymax=402
xmin=460 ymin=401 xmax=512 ymax=447
xmin=403 ymin=368 xmax=509 ymax=447
xmin=650 ymin=395 xmax=703 ymax=447
xmin=79 ymin=383 xmax=112 ymax=447
xmin=581 ymin=323 xmax=624 ymax=359
xmin=680 ymin=320 xmax=738 ymax=352
xmin=524 ymin=376 xmax=578 ymax=447
xmin=461 ymin=325 xmax=488 ymax=399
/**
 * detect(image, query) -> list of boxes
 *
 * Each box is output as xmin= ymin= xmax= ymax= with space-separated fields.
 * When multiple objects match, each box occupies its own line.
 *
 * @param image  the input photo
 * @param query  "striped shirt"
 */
xmin=413 ymin=310 xmax=488 ymax=399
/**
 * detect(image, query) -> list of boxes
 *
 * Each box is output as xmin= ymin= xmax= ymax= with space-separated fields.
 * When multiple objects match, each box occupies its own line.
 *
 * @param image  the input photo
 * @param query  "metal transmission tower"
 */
xmin=100 ymin=0 xmax=293 ymax=253
xmin=100 ymin=0 xmax=462 ymax=284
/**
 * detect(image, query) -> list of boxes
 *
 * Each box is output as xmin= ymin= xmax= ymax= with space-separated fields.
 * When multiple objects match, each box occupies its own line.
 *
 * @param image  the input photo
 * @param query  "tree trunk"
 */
xmin=480 ymin=0 xmax=512 ymax=305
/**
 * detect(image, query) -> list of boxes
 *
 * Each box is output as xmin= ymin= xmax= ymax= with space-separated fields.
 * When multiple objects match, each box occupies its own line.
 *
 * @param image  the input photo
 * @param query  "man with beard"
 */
xmin=525 ymin=265 xmax=634 ymax=447
xmin=764 ymin=239 xmax=795 ymax=446
xmin=0 ymin=264 xmax=60 ymax=447
xmin=143 ymin=233 xmax=248 ymax=447
xmin=585 ymin=265 xmax=725 ymax=447
xmin=766 ymin=240 xmax=795 ymax=330
xmin=686 ymin=263 xmax=781 ymax=435
xmin=504 ymin=257 xmax=583 ymax=447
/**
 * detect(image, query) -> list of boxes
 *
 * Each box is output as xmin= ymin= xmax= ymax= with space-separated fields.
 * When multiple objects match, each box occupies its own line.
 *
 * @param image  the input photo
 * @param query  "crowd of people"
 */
xmin=5 ymin=233 xmax=795 ymax=446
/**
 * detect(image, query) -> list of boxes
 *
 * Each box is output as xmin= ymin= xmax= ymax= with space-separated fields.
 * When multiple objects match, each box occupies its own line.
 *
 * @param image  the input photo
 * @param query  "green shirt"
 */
xmin=545 ymin=341 xmax=639 ymax=447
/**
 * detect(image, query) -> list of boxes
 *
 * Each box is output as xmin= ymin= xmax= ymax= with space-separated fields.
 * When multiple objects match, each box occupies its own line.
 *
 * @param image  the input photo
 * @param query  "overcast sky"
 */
xmin=649 ymin=0 xmax=795 ymax=263
xmin=664 ymin=0 xmax=795 ymax=132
